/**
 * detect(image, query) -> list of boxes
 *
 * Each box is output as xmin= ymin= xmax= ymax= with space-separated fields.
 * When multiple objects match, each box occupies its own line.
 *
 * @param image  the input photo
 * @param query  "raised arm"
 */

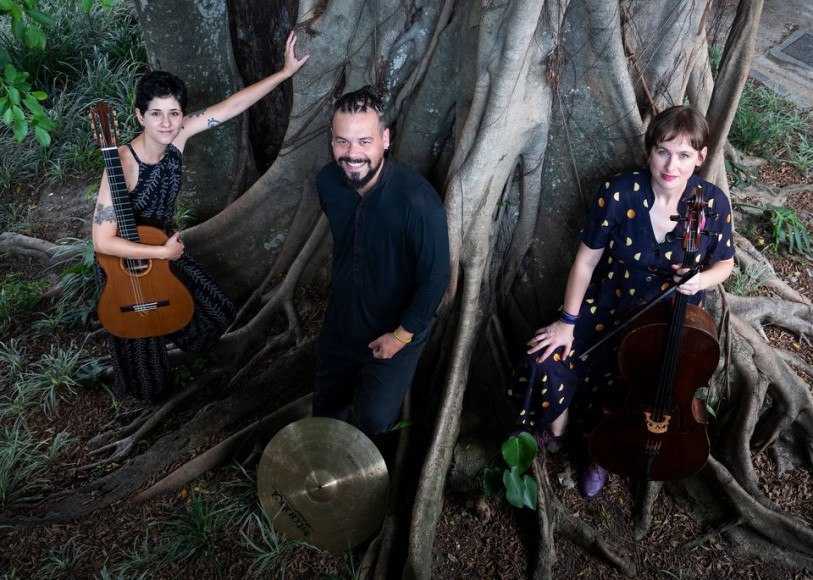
xmin=174 ymin=32 xmax=309 ymax=148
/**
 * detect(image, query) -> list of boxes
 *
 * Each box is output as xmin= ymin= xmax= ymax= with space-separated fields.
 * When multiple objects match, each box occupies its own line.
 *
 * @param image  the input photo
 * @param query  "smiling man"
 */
xmin=313 ymin=85 xmax=451 ymax=439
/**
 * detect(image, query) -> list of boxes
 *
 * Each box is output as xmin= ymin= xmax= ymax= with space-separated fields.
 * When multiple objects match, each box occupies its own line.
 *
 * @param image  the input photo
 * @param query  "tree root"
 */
xmin=541 ymin=455 xmax=636 ymax=576
xmin=0 ymin=343 xmax=314 ymax=525
xmin=81 ymin=366 xmax=228 ymax=469
xmin=132 ymin=394 xmax=312 ymax=503
xmin=707 ymin=456 xmax=813 ymax=566
xmin=733 ymin=232 xmax=811 ymax=305
xmin=726 ymin=294 xmax=813 ymax=341
xmin=0 ymin=232 xmax=59 ymax=264
xmin=86 ymin=407 xmax=154 ymax=449
xmin=216 ymin=215 xmax=327 ymax=366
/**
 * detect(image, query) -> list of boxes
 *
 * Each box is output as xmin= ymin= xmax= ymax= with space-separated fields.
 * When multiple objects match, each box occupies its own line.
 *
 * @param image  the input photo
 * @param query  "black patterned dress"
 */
xmin=95 ymin=143 xmax=236 ymax=401
xmin=508 ymin=170 xmax=735 ymax=435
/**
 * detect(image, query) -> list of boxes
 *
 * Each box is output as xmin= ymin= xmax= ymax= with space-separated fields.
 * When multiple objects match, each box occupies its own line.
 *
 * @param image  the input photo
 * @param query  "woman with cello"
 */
xmin=508 ymin=105 xmax=735 ymax=497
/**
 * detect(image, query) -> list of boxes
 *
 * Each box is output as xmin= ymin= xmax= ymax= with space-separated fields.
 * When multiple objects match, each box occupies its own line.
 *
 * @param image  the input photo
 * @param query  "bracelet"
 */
xmin=559 ymin=310 xmax=579 ymax=325
xmin=393 ymin=329 xmax=412 ymax=344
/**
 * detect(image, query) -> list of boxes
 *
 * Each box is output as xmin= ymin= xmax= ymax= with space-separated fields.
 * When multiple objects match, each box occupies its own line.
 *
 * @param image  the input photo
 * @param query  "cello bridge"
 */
xmin=644 ymin=411 xmax=671 ymax=434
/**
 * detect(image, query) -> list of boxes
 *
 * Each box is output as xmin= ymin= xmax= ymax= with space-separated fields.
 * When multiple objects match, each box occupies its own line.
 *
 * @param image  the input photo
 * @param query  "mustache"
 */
xmin=338 ymin=156 xmax=369 ymax=165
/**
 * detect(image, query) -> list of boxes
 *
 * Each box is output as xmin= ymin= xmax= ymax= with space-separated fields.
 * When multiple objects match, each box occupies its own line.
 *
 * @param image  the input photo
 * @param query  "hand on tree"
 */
xmin=281 ymin=31 xmax=310 ymax=78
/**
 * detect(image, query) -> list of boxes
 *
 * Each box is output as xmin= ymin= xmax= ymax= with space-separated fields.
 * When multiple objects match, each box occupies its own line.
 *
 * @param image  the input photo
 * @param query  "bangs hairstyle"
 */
xmin=333 ymin=85 xmax=385 ymax=124
xmin=135 ymin=71 xmax=188 ymax=115
xmin=645 ymin=105 xmax=709 ymax=153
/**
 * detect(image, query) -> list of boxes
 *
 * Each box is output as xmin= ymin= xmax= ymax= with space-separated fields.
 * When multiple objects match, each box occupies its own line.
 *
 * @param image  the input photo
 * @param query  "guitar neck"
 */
xmin=101 ymin=146 xmax=140 ymax=244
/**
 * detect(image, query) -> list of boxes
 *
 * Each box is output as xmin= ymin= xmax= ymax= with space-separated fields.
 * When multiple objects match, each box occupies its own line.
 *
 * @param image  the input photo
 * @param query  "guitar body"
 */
xmin=96 ymin=225 xmax=194 ymax=339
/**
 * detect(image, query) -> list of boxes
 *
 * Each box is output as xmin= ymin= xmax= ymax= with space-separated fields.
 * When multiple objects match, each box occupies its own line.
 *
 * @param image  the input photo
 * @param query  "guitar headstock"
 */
xmin=89 ymin=101 xmax=119 ymax=148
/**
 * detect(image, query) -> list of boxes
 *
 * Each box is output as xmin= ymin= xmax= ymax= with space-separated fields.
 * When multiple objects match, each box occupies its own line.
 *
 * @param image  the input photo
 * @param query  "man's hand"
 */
xmin=369 ymin=327 xmax=413 ymax=359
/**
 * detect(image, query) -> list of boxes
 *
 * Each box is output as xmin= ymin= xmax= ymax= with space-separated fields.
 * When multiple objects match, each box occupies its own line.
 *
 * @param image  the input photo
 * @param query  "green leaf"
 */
xmin=503 ymin=466 xmax=525 ymax=508
xmin=81 ymin=0 xmax=92 ymax=11
xmin=389 ymin=419 xmax=412 ymax=431
xmin=27 ymin=9 xmax=54 ymax=28
xmin=482 ymin=467 xmax=504 ymax=497
xmin=34 ymin=125 xmax=50 ymax=147
xmin=501 ymin=432 xmax=537 ymax=473
xmin=32 ymin=113 xmax=52 ymax=131
xmin=11 ymin=104 xmax=24 ymax=121
xmin=503 ymin=467 xmax=538 ymax=510
xmin=521 ymin=474 xmax=538 ymax=509
xmin=11 ymin=15 xmax=25 ymax=39
xmin=4 ymin=62 xmax=17 ymax=82
xmin=23 ymin=25 xmax=46 ymax=50
xmin=23 ymin=95 xmax=43 ymax=115
xmin=0 ymin=0 xmax=16 ymax=11
xmin=2 ymin=106 xmax=12 ymax=125
xmin=705 ymin=403 xmax=716 ymax=419
xmin=13 ymin=118 xmax=28 ymax=141
xmin=30 ymin=90 xmax=46 ymax=100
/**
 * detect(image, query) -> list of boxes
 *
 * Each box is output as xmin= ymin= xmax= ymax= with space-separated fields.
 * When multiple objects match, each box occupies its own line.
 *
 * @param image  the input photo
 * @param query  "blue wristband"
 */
xmin=559 ymin=310 xmax=579 ymax=325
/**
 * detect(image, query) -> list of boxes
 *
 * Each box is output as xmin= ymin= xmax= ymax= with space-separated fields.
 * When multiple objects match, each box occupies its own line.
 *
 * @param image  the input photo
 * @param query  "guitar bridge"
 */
xmin=120 ymin=299 xmax=171 ymax=313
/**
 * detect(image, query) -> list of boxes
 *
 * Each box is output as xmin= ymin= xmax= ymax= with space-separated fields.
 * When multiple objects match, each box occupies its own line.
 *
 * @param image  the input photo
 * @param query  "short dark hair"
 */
xmin=135 ymin=71 xmax=188 ymax=115
xmin=333 ymin=85 xmax=385 ymax=124
xmin=645 ymin=105 xmax=709 ymax=153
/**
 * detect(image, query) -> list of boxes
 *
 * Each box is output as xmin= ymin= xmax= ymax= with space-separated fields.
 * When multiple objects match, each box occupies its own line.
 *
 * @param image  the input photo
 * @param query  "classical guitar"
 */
xmin=89 ymin=101 xmax=194 ymax=339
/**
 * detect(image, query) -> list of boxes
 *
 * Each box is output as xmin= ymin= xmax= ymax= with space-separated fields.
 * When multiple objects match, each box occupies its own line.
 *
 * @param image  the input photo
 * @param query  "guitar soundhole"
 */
xmin=121 ymin=258 xmax=153 ymax=277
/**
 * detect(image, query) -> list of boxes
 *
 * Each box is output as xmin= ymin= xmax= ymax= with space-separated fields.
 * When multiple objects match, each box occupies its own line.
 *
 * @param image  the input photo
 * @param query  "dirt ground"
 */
xmin=1 ymin=161 xmax=812 ymax=578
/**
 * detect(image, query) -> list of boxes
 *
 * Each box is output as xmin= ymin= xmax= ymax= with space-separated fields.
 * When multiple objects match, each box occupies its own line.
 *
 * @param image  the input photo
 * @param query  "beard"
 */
xmin=338 ymin=156 xmax=383 ymax=191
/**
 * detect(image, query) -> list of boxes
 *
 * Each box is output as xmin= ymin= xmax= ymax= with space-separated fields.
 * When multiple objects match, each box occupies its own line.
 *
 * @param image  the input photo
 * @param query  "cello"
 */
xmin=588 ymin=186 xmax=718 ymax=482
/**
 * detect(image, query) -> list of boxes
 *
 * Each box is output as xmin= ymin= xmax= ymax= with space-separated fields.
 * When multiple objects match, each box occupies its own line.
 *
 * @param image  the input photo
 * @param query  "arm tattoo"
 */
xmin=187 ymin=108 xmax=220 ymax=128
xmin=94 ymin=203 xmax=116 ymax=225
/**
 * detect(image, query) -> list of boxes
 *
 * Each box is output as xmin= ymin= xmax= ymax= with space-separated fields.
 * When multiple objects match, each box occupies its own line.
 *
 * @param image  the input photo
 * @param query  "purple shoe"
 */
xmin=579 ymin=463 xmax=608 ymax=498
xmin=535 ymin=430 xmax=563 ymax=447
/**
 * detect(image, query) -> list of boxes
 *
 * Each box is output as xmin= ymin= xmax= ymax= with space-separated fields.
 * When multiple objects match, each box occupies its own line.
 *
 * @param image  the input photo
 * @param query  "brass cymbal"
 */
xmin=257 ymin=417 xmax=389 ymax=552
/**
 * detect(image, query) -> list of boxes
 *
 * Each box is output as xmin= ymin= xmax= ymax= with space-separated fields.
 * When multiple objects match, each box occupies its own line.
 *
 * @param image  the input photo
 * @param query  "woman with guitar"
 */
xmin=92 ymin=32 xmax=309 ymax=401
xmin=507 ymin=106 xmax=735 ymax=497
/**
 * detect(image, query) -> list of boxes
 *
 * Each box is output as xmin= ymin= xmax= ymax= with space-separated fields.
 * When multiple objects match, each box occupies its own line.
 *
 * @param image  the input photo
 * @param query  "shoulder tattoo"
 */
xmin=187 ymin=109 xmax=207 ymax=119
xmin=94 ymin=204 xmax=116 ymax=225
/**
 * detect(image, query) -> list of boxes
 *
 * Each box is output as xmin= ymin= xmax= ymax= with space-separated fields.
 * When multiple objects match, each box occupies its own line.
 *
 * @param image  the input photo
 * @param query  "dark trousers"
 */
xmin=313 ymin=329 xmax=429 ymax=436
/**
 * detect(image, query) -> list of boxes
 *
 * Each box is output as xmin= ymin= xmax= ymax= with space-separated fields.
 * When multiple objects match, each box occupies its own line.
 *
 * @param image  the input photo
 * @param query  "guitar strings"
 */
xmin=101 ymin=146 xmax=149 ymax=316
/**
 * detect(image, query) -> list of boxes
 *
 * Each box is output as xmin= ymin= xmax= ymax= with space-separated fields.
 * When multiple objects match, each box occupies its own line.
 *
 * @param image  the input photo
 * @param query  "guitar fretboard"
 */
xmin=101 ymin=146 xmax=141 ymax=244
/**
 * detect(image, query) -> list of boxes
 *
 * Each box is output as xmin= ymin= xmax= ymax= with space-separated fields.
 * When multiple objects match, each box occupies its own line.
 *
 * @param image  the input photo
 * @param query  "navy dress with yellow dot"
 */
xmin=507 ymin=169 xmax=735 ymax=432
